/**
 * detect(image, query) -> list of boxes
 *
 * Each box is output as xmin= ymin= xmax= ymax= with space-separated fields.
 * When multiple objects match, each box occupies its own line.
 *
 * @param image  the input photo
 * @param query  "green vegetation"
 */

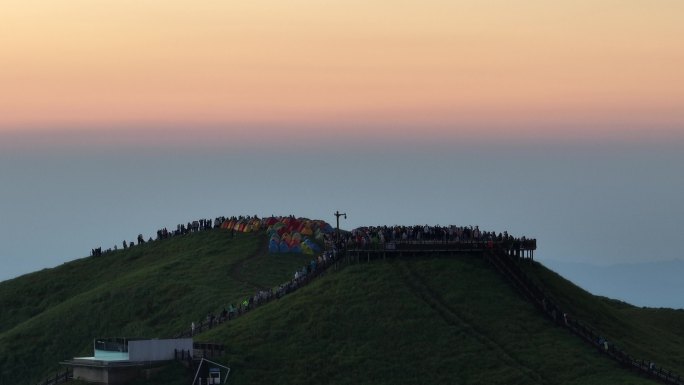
xmin=1 ymin=228 xmax=682 ymax=385
xmin=522 ymin=261 xmax=684 ymax=374
xmin=0 ymin=230 xmax=311 ymax=385
xmin=197 ymin=257 xmax=659 ymax=385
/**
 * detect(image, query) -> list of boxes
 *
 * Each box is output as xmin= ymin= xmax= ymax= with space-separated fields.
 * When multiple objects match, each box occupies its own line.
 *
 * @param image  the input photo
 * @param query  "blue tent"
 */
xmin=269 ymin=239 xmax=280 ymax=253
xmin=304 ymin=238 xmax=321 ymax=252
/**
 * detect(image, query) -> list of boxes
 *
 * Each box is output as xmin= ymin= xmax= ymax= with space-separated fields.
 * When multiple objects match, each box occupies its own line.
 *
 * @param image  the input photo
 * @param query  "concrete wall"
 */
xmin=73 ymin=365 xmax=107 ymax=384
xmin=107 ymin=366 xmax=142 ymax=385
xmin=128 ymin=338 xmax=192 ymax=362
xmin=72 ymin=365 xmax=140 ymax=385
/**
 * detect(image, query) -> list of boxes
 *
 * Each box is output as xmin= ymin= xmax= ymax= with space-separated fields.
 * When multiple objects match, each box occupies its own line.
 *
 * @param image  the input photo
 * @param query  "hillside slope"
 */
xmin=196 ymin=256 xmax=665 ymax=385
xmin=522 ymin=261 xmax=684 ymax=375
xmin=2 ymin=229 xmax=683 ymax=385
xmin=0 ymin=230 xmax=312 ymax=385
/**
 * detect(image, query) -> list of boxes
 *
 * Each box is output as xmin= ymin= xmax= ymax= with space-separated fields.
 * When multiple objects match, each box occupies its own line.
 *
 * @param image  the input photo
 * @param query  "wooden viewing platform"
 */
xmin=345 ymin=240 xmax=536 ymax=261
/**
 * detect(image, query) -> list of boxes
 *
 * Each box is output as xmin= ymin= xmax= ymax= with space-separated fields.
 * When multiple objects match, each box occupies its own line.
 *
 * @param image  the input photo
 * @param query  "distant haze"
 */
xmin=543 ymin=259 xmax=684 ymax=309
xmin=1 ymin=135 xmax=683 ymax=308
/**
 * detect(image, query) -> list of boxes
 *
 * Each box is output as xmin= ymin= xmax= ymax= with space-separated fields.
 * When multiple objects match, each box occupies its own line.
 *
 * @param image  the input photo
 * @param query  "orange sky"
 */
xmin=1 ymin=1 xmax=683 ymax=142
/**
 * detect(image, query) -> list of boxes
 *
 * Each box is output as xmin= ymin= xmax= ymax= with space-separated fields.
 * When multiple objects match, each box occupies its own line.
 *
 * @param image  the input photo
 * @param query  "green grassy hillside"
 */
xmin=195 ymin=257 xmax=664 ymax=385
xmin=2 ymin=228 xmax=682 ymax=385
xmin=0 ymin=230 xmax=311 ymax=385
xmin=521 ymin=261 xmax=684 ymax=374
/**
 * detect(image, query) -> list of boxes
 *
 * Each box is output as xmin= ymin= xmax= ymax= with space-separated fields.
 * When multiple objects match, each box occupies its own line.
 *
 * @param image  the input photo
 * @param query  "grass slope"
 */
xmin=522 ymin=261 xmax=684 ymax=374
xmin=197 ymin=257 xmax=662 ymax=385
xmin=0 ymin=230 xmax=312 ymax=385
xmin=3 ymin=230 xmax=682 ymax=385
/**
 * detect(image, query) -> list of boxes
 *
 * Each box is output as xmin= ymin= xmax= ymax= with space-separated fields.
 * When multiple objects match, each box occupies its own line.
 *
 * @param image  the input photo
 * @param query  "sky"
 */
xmin=2 ymin=1 xmax=683 ymax=139
xmin=1 ymin=1 xmax=683 ymax=307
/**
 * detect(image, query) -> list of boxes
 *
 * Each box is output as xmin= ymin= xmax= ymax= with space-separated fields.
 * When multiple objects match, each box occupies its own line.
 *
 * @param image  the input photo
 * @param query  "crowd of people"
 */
xmin=182 ymin=250 xmax=338 ymax=337
xmin=343 ymin=225 xmax=533 ymax=249
xmin=90 ymin=215 xmax=245 ymax=257
xmin=276 ymin=251 xmax=336 ymax=298
xmin=156 ymin=217 xmax=225 ymax=240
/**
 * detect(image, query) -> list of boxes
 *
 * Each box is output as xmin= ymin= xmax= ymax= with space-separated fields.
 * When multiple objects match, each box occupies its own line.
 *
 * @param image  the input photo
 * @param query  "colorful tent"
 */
xmin=222 ymin=215 xmax=331 ymax=255
xmin=278 ymin=240 xmax=291 ymax=253
xmin=269 ymin=239 xmax=279 ymax=253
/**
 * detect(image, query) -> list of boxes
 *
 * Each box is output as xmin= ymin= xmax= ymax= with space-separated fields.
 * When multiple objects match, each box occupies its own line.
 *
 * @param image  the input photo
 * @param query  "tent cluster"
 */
xmin=217 ymin=215 xmax=333 ymax=255
xmin=220 ymin=217 xmax=263 ymax=233
xmin=266 ymin=217 xmax=333 ymax=255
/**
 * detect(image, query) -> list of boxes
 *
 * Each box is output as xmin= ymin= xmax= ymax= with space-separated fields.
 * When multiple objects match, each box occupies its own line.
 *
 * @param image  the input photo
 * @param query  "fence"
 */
xmin=169 ymin=237 xmax=682 ymax=384
xmin=37 ymin=369 xmax=71 ymax=385
xmin=486 ymin=248 xmax=684 ymax=385
xmin=174 ymin=253 xmax=339 ymax=340
xmin=345 ymin=239 xmax=536 ymax=262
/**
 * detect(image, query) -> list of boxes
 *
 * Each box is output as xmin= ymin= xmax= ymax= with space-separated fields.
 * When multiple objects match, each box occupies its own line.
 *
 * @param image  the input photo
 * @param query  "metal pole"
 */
xmin=192 ymin=358 xmax=205 ymax=385
xmin=334 ymin=211 xmax=346 ymax=244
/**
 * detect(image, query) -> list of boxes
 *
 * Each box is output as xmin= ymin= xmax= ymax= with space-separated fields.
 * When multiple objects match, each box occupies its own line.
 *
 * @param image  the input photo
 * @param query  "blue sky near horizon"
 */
xmin=2 ymin=136 xmax=683 ymax=309
xmin=543 ymin=259 xmax=684 ymax=309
